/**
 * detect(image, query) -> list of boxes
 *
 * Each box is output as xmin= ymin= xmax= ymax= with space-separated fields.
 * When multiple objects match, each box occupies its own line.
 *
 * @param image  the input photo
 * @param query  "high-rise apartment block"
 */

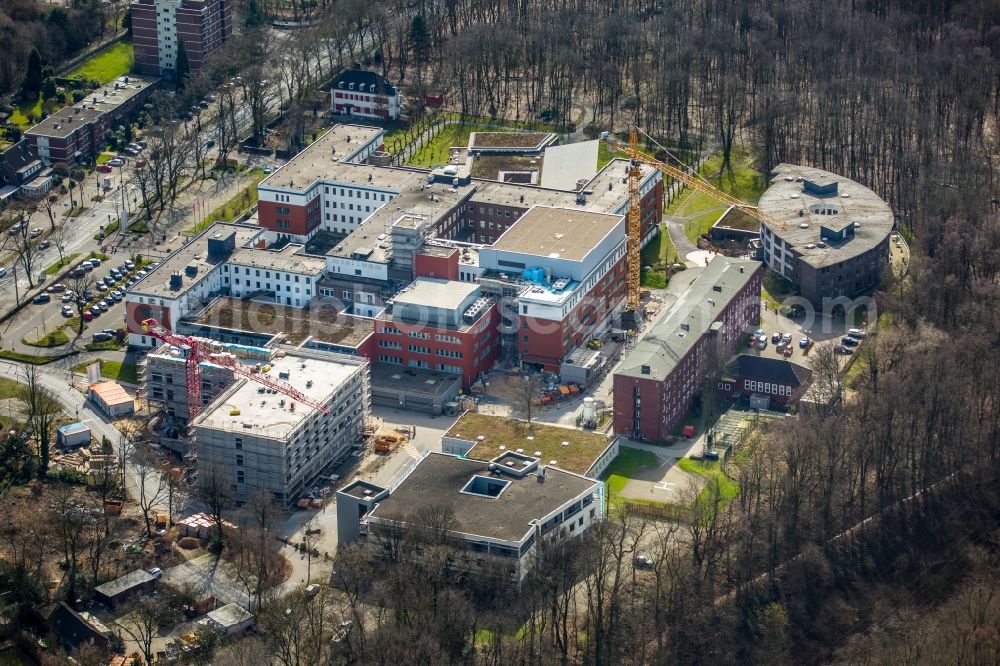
xmin=130 ymin=0 xmax=233 ymax=78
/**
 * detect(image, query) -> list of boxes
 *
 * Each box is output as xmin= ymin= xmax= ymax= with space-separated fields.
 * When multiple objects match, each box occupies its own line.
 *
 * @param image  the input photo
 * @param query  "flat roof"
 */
xmin=370 ymin=452 xmax=597 ymax=542
xmin=470 ymin=131 xmax=553 ymax=151
xmin=229 ymin=244 xmax=326 ymax=275
xmin=94 ymin=569 xmax=156 ymax=597
xmin=184 ymin=297 xmax=373 ymax=347
xmin=260 ymin=124 xmax=383 ymax=189
xmin=540 ymin=140 xmax=600 ymax=190
xmin=446 ymin=412 xmax=612 ymax=475
xmin=369 ymin=362 xmax=461 ymax=397
xmin=391 ymin=277 xmax=479 ymax=311
xmin=490 ymin=205 xmax=622 ymax=262
xmin=758 ymin=164 xmax=894 ymax=268
xmin=26 ymin=75 xmax=159 ymax=139
xmin=194 ymin=353 xmax=361 ymax=440
xmin=129 ymin=223 xmax=262 ymax=299
xmin=617 ymin=256 xmax=761 ymax=380
xmin=206 ymin=603 xmax=252 ymax=627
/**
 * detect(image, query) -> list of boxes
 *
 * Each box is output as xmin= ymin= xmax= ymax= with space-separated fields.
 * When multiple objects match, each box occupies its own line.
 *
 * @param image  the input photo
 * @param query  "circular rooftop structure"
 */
xmin=757 ymin=164 xmax=894 ymax=304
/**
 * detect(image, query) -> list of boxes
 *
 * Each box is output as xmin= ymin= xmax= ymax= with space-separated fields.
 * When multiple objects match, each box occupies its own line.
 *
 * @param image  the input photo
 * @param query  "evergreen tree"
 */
xmin=22 ymin=48 xmax=43 ymax=95
xmin=41 ymin=77 xmax=57 ymax=100
xmin=175 ymin=39 xmax=190 ymax=91
xmin=243 ymin=0 xmax=265 ymax=28
xmin=409 ymin=15 xmax=430 ymax=65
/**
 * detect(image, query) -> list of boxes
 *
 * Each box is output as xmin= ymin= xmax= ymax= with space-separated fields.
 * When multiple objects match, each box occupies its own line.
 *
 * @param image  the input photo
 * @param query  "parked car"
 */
xmin=98 ymin=300 xmax=110 ymax=310
xmin=46 ymin=283 xmax=65 ymax=293
xmin=748 ymin=334 xmax=757 ymax=347
xmin=29 ymin=228 xmax=41 ymax=238
xmin=799 ymin=337 xmax=810 ymax=348
xmin=206 ymin=139 xmax=215 ymax=148
xmin=88 ymin=257 xmax=102 ymax=267
xmin=82 ymin=290 xmax=95 ymax=300
xmin=38 ymin=240 xmax=50 ymax=250
xmin=205 ymin=94 xmax=217 ymax=102
xmin=848 ymin=328 xmax=867 ymax=338
xmin=841 ymin=336 xmax=860 ymax=347
xmin=634 ymin=554 xmax=654 ymax=569
xmin=61 ymin=293 xmax=74 ymax=302
xmin=110 ymin=292 xmax=123 ymax=302
xmin=107 ymin=157 xmax=124 ymax=167
xmin=756 ymin=338 xmax=767 ymax=350
xmin=704 ymin=450 xmax=720 ymax=461
xmin=102 ymin=328 xmax=118 ymax=336
xmin=780 ymin=332 xmax=793 ymax=344
xmin=834 ymin=345 xmax=854 ymax=355
xmin=770 ymin=332 xmax=781 ymax=344
xmin=96 ymin=164 xmax=113 ymax=173
xmin=61 ymin=306 xmax=73 ymax=317
xmin=125 ymin=260 xmax=136 ymax=270
xmin=775 ymin=341 xmax=787 ymax=352
xmin=97 ymin=283 xmax=108 ymax=292
xmin=0 ymin=267 xmax=7 ymax=278
xmin=148 ymin=567 xmax=162 ymax=578
xmin=32 ymin=293 xmax=50 ymax=304
xmin=783 ymin=346 xmax=794 ymax=357
xmin=92 ymin=332 xmax=113 ymax=343
xmin=82 ymin=311 xmax=94 ymax=322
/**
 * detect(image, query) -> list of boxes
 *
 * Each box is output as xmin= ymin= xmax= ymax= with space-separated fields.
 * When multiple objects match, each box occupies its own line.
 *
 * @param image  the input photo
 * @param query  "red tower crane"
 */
xmin=141 ymin=318 xmax=331 ymax=421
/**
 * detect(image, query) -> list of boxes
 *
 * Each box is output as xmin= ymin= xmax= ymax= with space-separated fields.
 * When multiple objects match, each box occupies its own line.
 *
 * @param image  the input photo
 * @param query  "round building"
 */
xmin=757 ymin=164 xmax=894 ymax=307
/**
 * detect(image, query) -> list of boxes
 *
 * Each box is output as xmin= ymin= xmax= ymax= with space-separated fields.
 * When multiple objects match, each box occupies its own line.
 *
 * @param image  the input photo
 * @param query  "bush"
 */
xmin=48 ymin=467 xmax=87 ymax=484
xmin=178 ymin=536 xmax=199 ymax=549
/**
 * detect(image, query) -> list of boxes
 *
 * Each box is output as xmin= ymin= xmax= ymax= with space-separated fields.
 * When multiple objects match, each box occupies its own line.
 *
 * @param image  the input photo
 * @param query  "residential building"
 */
xmin=330 ymin=67 xmax=402 ymax=120
xmin=24 ymin=75 xmax=159 ymax=164
xmin=130 ymin=0 xmax=233 ymax=78
xmin=196 ymin=603 xmax=254 ymax=636
xmin=345 ymin=451 xmax=603 ymax=585
xmin=48 ymin=602 xmax=112 ymax=652
xmin=191 ymin=350 xmax=370 ymax=504
xmin=718 ymin=354 xmax=812 ymax=409
xmin=613 ymin=257 xmax=762 ymax=442
xmin=758 ymin=164 xmax=893 ymax=307
xmin=374 ymin=277 xmax=499 ymax=388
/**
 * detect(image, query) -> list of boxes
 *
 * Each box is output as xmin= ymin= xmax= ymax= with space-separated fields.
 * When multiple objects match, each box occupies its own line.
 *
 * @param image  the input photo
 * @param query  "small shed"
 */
xmin=94 ymin=569 xmax=157 ymax=608
xmin=56 ymin=422 xmax=92 ymax=449
xmin=89 ymin=381 xmax=134 ymax=417
xmin=196 ymin=603 xmax=254 ymax=636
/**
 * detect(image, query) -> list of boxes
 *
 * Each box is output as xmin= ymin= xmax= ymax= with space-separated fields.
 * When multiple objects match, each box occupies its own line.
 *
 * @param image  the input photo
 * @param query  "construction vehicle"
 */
xmin=601 ymin=127 xmax=789 ymax=326
xmin=140 ymin=318 xmax=331 ymax=458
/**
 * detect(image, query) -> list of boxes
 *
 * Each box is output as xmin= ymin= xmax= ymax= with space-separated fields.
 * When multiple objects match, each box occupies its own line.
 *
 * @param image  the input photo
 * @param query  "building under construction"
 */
xmin=190 ymin=348 xmax=370 ymax=505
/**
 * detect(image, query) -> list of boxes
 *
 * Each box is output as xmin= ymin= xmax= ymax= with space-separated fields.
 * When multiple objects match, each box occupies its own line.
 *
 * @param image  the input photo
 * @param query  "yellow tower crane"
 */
xmin=604 ymin=127 xmax=788 ymax=319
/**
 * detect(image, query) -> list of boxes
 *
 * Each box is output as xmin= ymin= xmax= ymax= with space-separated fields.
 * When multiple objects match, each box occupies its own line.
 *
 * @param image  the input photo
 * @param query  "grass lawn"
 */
xmin=449 ymin=412 xmax=612 ymax=475
xmin=46 ymin=253 xmax=81 ymax=275
xmin=598 ymin=142 xmax=627 ymax=170
xmin=666 ymin=148 xmax=767 ymax=244
xmin=602 ymin=446 xmax=661 ymax=501
xmin=96 ymin=152 xmax=116 ymax=165
xmin=8 ymin=95 xmax=67 ymax=130
xmin=761 ymin=271 xmax=795 ymax=312
xmin=186 ymin=169 xmax=265 ymax=234
xmin=406 ymin=121 xmax=496 ymax=168
xmin=71 ymin=359 xmax=137 ymax=384
xmin=0 ymin=376 xmax=22 ymax=400
xmin=639 ymin=227 xmax=680 ymax=288
xmin=66 ymin=42 xmax=134 ymax=86
xmin=85 ymin=339 xmax=125 ymax=351
xmin=22 ymin=330 xmax=70 ymax=348
xmin=0 ymin=350 xmax=66 ymax=364
xmin=677 ymin=458 xmax=739 ymax=510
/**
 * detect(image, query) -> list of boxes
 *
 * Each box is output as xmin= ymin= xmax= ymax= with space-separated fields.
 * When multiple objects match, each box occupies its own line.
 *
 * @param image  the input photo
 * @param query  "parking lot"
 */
xmin=12 ymin=256 xmax=157 ymax=348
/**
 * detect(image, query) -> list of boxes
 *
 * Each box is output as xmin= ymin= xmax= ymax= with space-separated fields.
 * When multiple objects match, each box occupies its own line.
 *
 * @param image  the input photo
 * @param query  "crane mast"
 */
xmin=607 ymin=127 xmax=787 ymax=317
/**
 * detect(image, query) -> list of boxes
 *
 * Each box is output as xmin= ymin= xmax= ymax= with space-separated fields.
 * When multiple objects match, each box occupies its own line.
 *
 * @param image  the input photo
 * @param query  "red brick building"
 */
xmin=613 ymin=257 xmax=763 ymax=442
xmin=130 ymin=0 xmax=232 ymax=78
xmin=373 ymin=278 xmax=499 ymax=388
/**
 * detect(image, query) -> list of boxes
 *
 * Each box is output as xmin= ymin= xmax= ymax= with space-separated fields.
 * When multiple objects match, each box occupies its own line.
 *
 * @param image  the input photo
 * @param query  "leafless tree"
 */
xmin=17 ymin=365 xmax=61 ymax=478
xmin=131 ymin=442 xmax=168 ymax=537
xmin=511 ymin=373 xmax=543 ymax=427
xmin=63 ymin=270 xmax=99 ymax=337
xmin=2 ymin=200 xmax=43 ymax=288
xmin=116 ymin=596 xmax=171 ymax=665
xmin=194 ymin=460 xmax=233 ymax=550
